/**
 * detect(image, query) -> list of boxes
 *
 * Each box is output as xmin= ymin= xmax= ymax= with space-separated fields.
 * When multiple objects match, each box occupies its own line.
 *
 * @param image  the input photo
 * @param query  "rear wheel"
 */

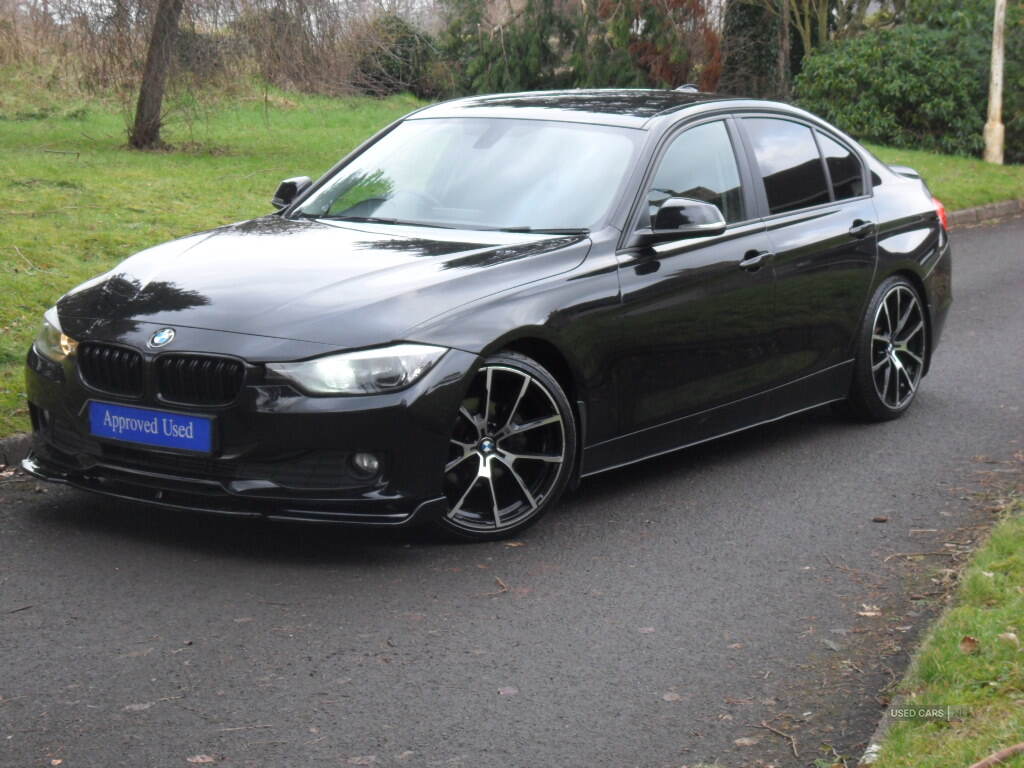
xmin=844 ymin=276 xmax=927 ymax=421
xmin=437 ymin=352 xmax=577 ymax=540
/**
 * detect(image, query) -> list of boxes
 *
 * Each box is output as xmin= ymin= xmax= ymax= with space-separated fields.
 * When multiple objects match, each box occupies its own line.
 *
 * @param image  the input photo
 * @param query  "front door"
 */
xmin=610 ymin=118 xmax=779 ymax=460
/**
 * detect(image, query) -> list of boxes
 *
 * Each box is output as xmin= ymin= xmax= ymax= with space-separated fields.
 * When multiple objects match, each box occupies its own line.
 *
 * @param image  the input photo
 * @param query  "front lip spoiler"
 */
xmin=21 ymin=452 xmax=447 ymax=527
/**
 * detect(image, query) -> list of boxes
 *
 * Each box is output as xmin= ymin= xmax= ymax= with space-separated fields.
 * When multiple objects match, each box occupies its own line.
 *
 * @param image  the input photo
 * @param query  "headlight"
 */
xmin=33 ymin=310 xmax=78 ymax=363
xmin=266 ymin=343 xmax=447 ymax=395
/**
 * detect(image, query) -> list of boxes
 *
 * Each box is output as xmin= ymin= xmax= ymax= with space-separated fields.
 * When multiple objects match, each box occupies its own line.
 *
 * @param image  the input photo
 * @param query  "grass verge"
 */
xmin=872 ymin=492 xmax=1024 ymax=768
xmin=866 ymin=143 xmax=1024 ymax=212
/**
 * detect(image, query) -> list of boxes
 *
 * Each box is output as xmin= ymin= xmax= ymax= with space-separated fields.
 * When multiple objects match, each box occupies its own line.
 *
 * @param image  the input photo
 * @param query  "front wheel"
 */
xmin=437 ymin=352 xmax=577 ymax=540
xmin=844 ymin=276 xmax=928 ymax=421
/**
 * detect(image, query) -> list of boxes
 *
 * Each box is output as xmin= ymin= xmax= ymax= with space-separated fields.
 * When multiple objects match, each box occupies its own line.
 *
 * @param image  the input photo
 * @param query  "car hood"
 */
xmin=57 ymin=216 xmax=590 ymax=349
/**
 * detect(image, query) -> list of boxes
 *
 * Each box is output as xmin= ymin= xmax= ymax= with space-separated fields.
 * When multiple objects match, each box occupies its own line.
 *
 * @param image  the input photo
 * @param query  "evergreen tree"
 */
xmin=440 ymin=0 xmax=574 ymax=94
xmin=719 ymin=2 xmax=781 ymax=98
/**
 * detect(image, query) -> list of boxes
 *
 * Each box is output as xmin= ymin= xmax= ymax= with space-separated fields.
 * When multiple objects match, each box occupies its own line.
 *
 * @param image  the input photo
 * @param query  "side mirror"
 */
xmin=271 ymin=176 xmax=312 ymax=210
xmin=651 ymin=197 xmax=726 ymax=238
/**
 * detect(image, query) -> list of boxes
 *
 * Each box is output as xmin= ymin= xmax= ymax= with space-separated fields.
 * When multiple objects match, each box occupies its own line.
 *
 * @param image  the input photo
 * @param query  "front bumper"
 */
xmin=24 ymin=335 xmax=479 ymax=525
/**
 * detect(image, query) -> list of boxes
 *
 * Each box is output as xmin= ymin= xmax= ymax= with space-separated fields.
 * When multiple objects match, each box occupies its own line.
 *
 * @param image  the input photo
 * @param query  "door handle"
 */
xmin=739 ymin=250 xmax=772 ymax=271
xmin=849 ymin=219 xmax=876 ymax=238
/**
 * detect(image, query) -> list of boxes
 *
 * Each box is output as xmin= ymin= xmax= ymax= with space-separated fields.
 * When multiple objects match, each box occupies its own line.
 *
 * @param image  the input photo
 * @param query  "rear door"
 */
xmin=738 ymin=116 xmax=877 ymax=411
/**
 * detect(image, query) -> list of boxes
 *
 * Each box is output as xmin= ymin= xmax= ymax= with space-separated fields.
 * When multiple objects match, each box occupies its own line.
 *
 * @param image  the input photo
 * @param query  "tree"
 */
xmin=438 ymin=0 xmax=722 ymax=96
xmin=353 ymin=12 xmax=438 ymax=97
xmin=606 ymin=0 xmax=723 ymax=90
xmin=719 ymin=0 xmax=780 ymax=97
xmin=778 ymin=0 xmax=790 ymax=97
xmin=439 ymin=0 xmax=574 ymax=94
xmin=129 ymin=0 xmax=185 ymax=149
xmin=740 ymin=0 xmax=874 ymax=60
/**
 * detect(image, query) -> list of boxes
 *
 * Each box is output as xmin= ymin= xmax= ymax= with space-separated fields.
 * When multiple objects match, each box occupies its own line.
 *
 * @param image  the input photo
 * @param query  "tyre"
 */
xmin=437 ymin=351 xmax=577 ymax=540
xmin=844 ymin=276 xmax=928 ymax=421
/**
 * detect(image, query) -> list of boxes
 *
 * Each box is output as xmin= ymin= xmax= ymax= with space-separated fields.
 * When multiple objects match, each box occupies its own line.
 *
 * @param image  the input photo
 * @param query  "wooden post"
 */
xmin=983 ymin=0 xmax=1007 ymax=164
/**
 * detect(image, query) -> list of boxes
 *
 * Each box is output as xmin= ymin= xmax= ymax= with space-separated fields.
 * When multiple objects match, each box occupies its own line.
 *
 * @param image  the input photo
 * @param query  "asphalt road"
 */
xmin=2 ymin=218 xmax=1023 ymax=768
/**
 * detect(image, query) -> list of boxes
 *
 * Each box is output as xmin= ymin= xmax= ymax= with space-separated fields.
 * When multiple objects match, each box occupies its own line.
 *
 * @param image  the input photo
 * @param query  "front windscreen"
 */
xmin=295 ymin=117 xmax=641 ymax=231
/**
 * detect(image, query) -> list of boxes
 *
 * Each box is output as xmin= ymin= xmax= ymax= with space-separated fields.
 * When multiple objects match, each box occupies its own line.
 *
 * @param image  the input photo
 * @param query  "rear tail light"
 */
xmin=933 ymin=197 xmax=949 ymax=231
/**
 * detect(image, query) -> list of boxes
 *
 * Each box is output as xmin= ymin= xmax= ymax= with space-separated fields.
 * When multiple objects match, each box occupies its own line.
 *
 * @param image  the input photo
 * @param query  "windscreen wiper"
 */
xmin=497 ymin=226 xmax=590 ymax=234
xmin=326 ymin=216 xmax=456 ymax=229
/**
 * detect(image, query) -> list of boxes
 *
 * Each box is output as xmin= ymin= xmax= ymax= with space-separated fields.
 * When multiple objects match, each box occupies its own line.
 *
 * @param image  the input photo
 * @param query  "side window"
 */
xmin=744 ymin=118 xmax=830 ymax=214
xmin=646 ymin=121 xmax=745 ymax=225
xmin=817 ymin=131 xmax=864 ymax=200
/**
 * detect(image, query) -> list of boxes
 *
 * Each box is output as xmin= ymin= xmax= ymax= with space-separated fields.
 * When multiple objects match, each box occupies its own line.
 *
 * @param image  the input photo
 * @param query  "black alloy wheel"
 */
xmin=439 ymin=352 xmax=577 ymax=539
xmin=845 ymin=276 xmax=928 ymax=421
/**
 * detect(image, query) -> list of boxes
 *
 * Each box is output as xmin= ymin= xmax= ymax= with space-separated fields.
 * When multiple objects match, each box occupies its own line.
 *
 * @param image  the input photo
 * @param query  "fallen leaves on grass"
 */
xmin=960 ymin=635 xmax=981 ymax=654
xmin=997 ymin=632 xmax=1020 ymax=648
xmin=858 ymin=604 xmax=882 ymax=617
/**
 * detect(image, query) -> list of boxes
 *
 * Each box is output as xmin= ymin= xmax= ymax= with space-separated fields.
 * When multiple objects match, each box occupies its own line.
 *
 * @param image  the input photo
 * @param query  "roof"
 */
xmin=410 ymin=89 xmax=738 ymax=129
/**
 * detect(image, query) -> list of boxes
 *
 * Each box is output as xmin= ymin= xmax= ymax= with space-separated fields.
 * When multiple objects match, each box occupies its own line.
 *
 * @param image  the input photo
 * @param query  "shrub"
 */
xmin=795 ymin=25 xmax=989 ymax=158
xmin=352 ymin=13 xmax=437 ymax=98
xmin=175 ymin=28 xmax=238 ymax=81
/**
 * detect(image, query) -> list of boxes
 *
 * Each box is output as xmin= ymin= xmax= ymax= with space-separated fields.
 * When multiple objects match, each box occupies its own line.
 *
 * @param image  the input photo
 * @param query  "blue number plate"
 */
xmin=88 ymin=402 xmax=213 ymax=453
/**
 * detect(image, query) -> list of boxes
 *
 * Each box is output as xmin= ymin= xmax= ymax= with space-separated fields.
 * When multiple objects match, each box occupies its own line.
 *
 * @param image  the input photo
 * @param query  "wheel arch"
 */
xmin=486 ymin=334 xmax=587 ymax=487
xmin=497 ymin=337 xmax=577 ymax=400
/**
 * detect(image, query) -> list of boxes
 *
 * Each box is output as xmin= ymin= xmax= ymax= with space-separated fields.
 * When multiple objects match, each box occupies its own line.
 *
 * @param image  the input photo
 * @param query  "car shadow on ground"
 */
xmin=19 ymin=402 xmax=869 ymax=564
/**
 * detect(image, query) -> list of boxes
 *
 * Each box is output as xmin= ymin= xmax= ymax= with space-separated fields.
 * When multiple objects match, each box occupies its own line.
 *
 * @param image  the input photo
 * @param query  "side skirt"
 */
xmin=581 ymin=360 xmax=853 ymax=478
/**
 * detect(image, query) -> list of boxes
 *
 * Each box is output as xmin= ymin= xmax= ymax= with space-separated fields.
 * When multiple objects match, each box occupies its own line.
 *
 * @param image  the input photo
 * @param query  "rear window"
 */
xmin=744 ymin=118 xmax=830 ymax=214
xmin=817 ymin=131 xmax=864 ymax=200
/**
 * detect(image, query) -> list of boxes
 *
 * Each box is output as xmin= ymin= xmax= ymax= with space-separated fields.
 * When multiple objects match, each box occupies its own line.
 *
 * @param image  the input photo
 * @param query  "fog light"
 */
xmin=351 ymin=452 xmax=381 ymax=477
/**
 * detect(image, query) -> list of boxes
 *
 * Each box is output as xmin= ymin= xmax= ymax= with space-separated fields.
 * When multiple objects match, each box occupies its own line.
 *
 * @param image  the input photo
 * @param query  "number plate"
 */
xmin=88 ymin=402 xmax=213 ymax=454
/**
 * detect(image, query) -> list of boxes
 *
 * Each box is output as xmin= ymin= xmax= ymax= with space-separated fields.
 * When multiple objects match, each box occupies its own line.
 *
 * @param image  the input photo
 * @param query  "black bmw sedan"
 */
xmin=23 ymin=89 xmax=952 ymax=539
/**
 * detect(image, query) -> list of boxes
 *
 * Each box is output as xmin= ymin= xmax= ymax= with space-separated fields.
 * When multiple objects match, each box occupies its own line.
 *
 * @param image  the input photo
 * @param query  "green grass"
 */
xmin=0 ymin=70 xmax=423 ymax=436
xmin=866 ymin=143 xmax=1024 ymax=211
xmin=1 ymin=69 xmax=1023 ymax=437
xmin=873 ymin=499 xmax=1024 ymax=768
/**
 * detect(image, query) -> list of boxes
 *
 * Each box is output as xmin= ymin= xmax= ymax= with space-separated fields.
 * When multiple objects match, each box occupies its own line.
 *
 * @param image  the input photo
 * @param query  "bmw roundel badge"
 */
xmin=149 ymin=328 xmax=176 ymax=348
